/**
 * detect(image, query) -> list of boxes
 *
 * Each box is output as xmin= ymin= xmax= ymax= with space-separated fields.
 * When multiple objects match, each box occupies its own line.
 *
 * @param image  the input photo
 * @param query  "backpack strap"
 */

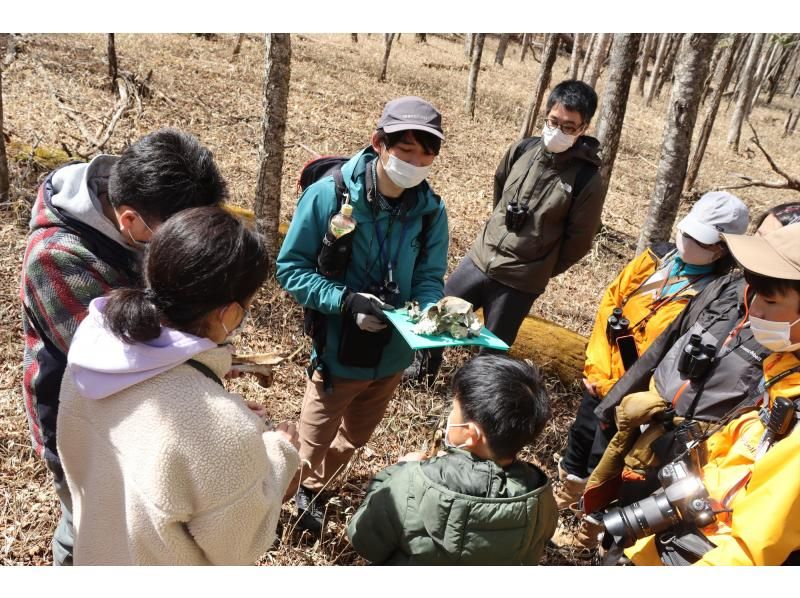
xmin=186 ymin=359 xmax=224 ymax=387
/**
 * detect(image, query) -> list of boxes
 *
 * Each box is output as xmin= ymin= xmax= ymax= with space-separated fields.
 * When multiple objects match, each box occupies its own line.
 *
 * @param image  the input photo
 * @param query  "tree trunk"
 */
xmin=232 ymin=33 xmax=245 ymax=58
xmin=594 ymin=34 xmax=642 ymax=201
xmin=0 ymin=35 xmax=9 ymax=205
xmin=751 ymin=37 xmax=779 ymax=110
xmin=645 ymin=33 xmax=670 ymax=107
xmin=580 ymin=33 xmax=597 ymax=80
xmin=568 ymin=32 xmax=583 ymax=80
xmin=654 ymin=33 xmax=682 ymax=99
xmin=685 ymin=34 xmax=743 ymax=192
xmin=636 ymin=33 xmax=657 ymax=96
xmin=519 ymin=33 xmax=560 ymax=139
xmin=766 ymin=41 xmax=794 ymax=103
xmin=465 ymin=33 xmax=485 ymax=119
xmin=520 ymin=33 xmax=530 ymax=62
xmin=700 ymin=38 xmax=724 ymax=105
xmin=254 ymin=34 xmax=292 ymax=263
xmin=726 ymin=34 xmax=754 ymax=112
xmin=107 ymin=33 xmax=118 ymax=94
xmin=585 ymin=33 xmax=612 ymax=89
xmin=727 ymin=32 xmax=766 ymax=151
xmin=379 ymin=33 xmax=395 ymax=82
xmin=414 ymin=33 xmax=426 ymax=43
xmin=351 ymin=33 xmax=358 ymax=43
xmin=495 ymin=33 xmax=511 ymax=66
xmin=637 ymin=34 xmax=718 ymax=254
xmin=465 ymin=33 xmax=475 ymax=59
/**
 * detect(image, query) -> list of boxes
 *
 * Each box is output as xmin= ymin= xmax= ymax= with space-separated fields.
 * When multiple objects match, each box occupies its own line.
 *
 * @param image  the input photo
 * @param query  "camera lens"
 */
xmin=603 ymin=492 xmax=680 ymax=548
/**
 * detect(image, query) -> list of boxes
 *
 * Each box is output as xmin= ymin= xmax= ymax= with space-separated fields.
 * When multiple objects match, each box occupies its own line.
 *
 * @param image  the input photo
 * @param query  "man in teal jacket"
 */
xmin=276 ymin=97 xmax=449 ymax=532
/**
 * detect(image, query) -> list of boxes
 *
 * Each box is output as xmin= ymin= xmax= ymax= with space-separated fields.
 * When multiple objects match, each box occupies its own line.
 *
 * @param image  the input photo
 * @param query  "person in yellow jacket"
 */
xmin=626 ymin=221 xmax=800 ymax=566
xmin=555 ymin=192 xmax=749 ymax=514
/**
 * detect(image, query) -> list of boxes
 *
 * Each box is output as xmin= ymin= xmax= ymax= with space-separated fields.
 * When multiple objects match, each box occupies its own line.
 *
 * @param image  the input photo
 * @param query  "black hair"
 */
xmin=752 ymin=202 xmax=800 ymax=233
xmin=451 ymin=354 xmax=551 ymax=460
xmin=744 ymin=270 xmax=800 ymax=305
xmin=545 ymin=80 xmax=598 ymax=125
xmin=105 ymin=206 xmax=269 ymax=343
xmin=375 ymin=128 xmax=441 ymax=156
xmin=108 ymin=128 xmax=229 ymax=224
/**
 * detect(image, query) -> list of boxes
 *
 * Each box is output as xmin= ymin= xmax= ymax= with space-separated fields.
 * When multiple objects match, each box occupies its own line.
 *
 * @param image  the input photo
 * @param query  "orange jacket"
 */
xmin=584 ymin=248 xmax=711 ymax=399
xmin=628 ymin=351 xmax=800 ymax=566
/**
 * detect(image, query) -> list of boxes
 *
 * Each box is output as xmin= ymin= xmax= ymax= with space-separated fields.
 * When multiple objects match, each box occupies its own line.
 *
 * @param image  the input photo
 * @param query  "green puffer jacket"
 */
xmin=347 ymin=449 xmax=558 ymax=565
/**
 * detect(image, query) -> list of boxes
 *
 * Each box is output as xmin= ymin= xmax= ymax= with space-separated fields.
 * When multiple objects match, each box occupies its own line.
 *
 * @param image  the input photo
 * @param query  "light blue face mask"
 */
xmin=442 ymin=414 xmax=472 ymax=449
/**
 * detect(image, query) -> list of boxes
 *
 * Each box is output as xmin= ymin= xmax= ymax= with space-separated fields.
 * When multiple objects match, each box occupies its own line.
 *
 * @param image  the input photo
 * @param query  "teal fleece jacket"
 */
xmin=276 ymin=147 xmax=449 ymax=380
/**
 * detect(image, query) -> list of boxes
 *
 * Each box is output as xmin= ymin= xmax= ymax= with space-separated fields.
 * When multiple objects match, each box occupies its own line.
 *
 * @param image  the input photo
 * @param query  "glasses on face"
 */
xmin=543 ymin=116 xmax=584 ymax=136
xmin=681 ymin=230 xmax=718 ymax=250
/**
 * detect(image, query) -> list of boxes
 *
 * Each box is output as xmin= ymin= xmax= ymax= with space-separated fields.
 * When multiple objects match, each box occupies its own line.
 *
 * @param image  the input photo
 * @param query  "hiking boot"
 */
xmin=550 ymin=516 xmax=604 ymax=557
xmin=553 ymin=457 xmax=587 ymax=512
xmin=294 ymin=486 xmax=325 ymax=535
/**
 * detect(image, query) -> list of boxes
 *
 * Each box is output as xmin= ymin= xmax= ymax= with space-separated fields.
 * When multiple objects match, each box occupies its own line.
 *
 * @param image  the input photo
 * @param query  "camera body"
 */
xmin=677 ymin=334 xmax=716 ymax=380
xmin=368 ymin=279 xmax=400 ymax=306
xmin=602 ymin=460 xmax=717 ymax=548
xmin=505 ymin=200 xmax=529 ymax=232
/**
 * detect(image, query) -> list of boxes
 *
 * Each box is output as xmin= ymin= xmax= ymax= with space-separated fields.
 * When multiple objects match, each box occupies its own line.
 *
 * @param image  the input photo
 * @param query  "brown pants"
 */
xmin=293 ymin=370 xmax=402 ymax=493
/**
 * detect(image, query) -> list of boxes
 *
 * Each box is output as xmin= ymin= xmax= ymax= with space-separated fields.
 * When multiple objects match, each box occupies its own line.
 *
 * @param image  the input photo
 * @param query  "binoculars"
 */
xmin=677 ymin=334 xmax=716 ymax=380
xmin=368 ymin=279 xmax=400 ymax=306
xmin=505 ymin=201 xmax=529 ymax=232
xmin=606 ymin=308 xmax=630 ymax=344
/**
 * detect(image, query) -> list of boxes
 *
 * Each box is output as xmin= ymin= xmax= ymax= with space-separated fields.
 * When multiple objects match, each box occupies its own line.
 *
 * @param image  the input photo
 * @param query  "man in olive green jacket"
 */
xmin=347 ymin=355 xmax=558 ymax=565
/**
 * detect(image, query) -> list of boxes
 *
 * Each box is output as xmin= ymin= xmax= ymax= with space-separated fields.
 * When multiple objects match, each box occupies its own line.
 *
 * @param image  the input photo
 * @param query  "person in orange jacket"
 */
xmin=625 ymin=221 xmax=800 ymax=566
xmin=554 ymin=192 xmax=749 ymax=517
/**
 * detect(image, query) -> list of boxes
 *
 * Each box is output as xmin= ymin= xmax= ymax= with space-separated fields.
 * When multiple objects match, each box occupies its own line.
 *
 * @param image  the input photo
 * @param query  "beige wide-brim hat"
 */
xmin=722 ymin=222 xmax=800 ymax=281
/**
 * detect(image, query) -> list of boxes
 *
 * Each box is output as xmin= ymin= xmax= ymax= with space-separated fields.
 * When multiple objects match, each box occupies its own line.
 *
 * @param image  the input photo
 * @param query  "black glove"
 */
xmin=342 ymin=291 xmax=393 ymax=331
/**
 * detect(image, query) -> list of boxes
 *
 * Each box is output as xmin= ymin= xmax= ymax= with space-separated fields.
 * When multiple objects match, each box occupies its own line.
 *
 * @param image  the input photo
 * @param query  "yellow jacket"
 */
xmin=627 ymin=351 xmax=800 ymax=566
xmin=584 ymin=248 xmax=711 ymax=399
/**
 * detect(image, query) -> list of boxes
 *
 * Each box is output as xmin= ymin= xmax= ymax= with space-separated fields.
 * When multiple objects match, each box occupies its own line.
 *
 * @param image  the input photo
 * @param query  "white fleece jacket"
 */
xmin=57 ymin=343 xmax=300 ymax=565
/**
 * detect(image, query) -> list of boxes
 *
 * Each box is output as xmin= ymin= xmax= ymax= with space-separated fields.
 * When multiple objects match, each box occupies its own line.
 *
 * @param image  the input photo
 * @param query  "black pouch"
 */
xmin=656 ymin=526 xmax=716 ymax=566
xmin=338 ymin=312 xmax=391 ymax=368
xmin=318 ymin=231 xmax=354 ymax=278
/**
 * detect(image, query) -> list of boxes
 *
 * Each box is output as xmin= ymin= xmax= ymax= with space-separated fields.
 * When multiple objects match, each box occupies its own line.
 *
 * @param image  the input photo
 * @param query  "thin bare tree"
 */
xmin=495 ymin=33 xmax=511 ymax=66
xmin=351 ymin=34 xmax=358 ymax=43
xmin=232 ymin=33 xmax=245 ymax=58
xmin=594 ymin=34 xmax=642 ymax=200
xmin=465 ymin=34 xmax=475 ymax=59
xmin=580 ymin=33 xmax=597 ymax=80
xmin=726 ymin=34 xmax=754 ymax=111
xmin=727 ymin=32 xmax=766 ymax=151
xmin=520 ymin=33 xmax=530 ymax=62
xmin=654 ymin=33 xmax=682 ymax=99
xmin=584 ymin=33 xmax=611 ymax=89
xmin=685 ymin=35 xmax=743 ymax=192
xmin=378 ymin=33 xmax=395 ymax=82
xmin=107 ymin=34 xmax=118 ymax=94
xmin=0 ymin=35 xmax=9 ymax=205
xmin=568 ymin=33 xmax=583 ymax=80
xmin=637 ymin=34 xmax=718 ymax=254
xmin=645 ymin=33 xmax=670 ymax=107
xmin=465 ymin=33 xmax=486 ymax=119
xmin=254 ymin=34 xmax=292 ymax=261
xmin=636 ymin=33 xmax=657 ymax=96
xmin=414 ymin=33 xmax=427 ymax=43
xmin=720 ymin=123 xmax=800 ymax=192
xmin=519 ymin=33 xmax=560 ymax=139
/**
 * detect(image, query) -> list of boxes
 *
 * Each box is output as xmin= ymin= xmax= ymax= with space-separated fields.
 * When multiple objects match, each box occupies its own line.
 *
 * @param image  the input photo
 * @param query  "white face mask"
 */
xmin=749 ymin=314 xmax=800 ymax=352
xmin=443 ymin=413 xmax=471 ymax=449
xmin=542 ymin=124 xmax=577 ymax=154
xmin=221 ymin=305 xmax=250 ymax=343
xmin=676 ymin=232 xmax=720 ymax=266
xmin=381 ymin=146 xmax=431 ymax=189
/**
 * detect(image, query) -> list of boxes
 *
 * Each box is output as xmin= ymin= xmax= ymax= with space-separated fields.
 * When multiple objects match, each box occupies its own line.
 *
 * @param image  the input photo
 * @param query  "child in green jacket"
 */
xmin=347 ymin=354 xmax=558 ymax=565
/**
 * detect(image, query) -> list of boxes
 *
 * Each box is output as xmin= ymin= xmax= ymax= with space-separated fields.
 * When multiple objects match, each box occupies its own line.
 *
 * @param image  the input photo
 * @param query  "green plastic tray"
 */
xmin=384 ymin=308 xmax=510 ymax=351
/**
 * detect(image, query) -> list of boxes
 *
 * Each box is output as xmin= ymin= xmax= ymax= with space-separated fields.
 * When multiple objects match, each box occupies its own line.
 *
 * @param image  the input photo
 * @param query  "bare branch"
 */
xmin=746 ymin=121 xmax=798 ymax=184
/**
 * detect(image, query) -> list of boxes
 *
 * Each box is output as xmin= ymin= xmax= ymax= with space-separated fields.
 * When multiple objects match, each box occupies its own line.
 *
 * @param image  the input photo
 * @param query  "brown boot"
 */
xmin=550 ymin=515 xmax=603 ymax=557
xmin=553 ymin=456 xmax=587 ymax=512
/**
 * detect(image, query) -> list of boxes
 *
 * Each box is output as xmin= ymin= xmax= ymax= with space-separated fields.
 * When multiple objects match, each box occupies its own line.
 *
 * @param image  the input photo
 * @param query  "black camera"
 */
xmin=606 ymin=308 xmax=630 ymax=344
xmin=602 ymin=460 xmax=717 ymax=548
xmin=677 ymin=334 xmax=716 ymax=380
xmin=368 ymin=279 xmax=400 ymax=306
xmin=505 ymin=200 xmax=529 ymax=232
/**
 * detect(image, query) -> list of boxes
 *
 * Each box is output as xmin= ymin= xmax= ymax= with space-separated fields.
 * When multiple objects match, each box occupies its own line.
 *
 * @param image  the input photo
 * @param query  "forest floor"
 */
xmin=1 ymin=33 xmax=798 ymax=565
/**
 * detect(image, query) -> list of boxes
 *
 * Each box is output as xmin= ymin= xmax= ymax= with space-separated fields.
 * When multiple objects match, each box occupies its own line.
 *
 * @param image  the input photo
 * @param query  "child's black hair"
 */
xmin=108 ymin=128 xmax=228 ymax=224
xmin=752 ymin=202 xmax=800 ymax=233
xmin=744 ymin=270 xmax=800 ymax=307
xmin=105 ymin=207 xmax=269 ymax=343
xmin=545 ymin=80 xmax=598 ymax=125
xmin=451 ymin=354 xmax=551 ymax=461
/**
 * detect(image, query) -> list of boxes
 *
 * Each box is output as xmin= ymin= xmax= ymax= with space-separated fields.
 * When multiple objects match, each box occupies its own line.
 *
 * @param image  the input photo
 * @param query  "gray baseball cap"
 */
xmin=377 ymin=96 xmax=445 ymax=140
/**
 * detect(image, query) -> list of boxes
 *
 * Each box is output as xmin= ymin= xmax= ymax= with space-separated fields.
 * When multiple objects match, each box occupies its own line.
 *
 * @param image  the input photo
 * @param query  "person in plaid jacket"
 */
xmin=19 ymin=128 xmax=228 ymax=565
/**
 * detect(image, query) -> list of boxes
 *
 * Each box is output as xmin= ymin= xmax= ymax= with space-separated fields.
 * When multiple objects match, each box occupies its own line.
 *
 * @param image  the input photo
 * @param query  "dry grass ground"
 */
xmin=1 ymin=33 xmax=798 ymax=566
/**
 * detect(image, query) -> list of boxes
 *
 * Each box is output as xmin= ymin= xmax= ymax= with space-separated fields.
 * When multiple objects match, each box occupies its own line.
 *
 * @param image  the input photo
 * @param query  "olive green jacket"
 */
xmin=468 ymin=136 xmax=604 ymax=295
xmin=346 ymin=449 xmax=558 ymax=565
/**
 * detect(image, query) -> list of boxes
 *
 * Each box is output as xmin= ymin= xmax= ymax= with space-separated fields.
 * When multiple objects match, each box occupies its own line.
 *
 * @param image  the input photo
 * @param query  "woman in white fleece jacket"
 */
xmin=57 ymin=207 xmax=300 ymax=565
